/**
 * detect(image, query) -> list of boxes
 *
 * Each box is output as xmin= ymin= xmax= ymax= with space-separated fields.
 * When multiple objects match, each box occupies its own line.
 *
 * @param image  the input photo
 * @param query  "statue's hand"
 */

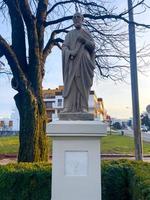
xmin=84 ymin=41 xmax=95 ymax=53
xmin=70 ymin=55 xmax=74 ymax=60
xmin=70 ymin=43 xmax=82 ymax=59
xmin=70 ymin=50 xmax=77 ymax=60
xmin=70 ymin=50 xmax=77 ymax=56
xmin=78 ymin=36 xmax=86 ymax=44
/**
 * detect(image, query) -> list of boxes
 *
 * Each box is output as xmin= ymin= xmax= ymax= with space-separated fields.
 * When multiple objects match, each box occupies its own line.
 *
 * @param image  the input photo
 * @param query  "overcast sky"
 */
xmin=0 ymin=0 xmax=150 ymax=119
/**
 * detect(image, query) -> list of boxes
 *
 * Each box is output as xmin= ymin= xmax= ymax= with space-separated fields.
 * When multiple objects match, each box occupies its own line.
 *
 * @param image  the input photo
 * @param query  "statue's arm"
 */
xmin=70 ymin=43 xmax=82 ymax=57
xmin=62 ymin=33 xmax=81 ymax=59
xmin=77 ymin=34 xmax=95 ymax=53
xmin=62 ymin=44 xmax=80 ymax=57
xmin=84 ymin=38 xmax=95 ymax=52
xmin=62 ymin=33 xmax=70 ymax=50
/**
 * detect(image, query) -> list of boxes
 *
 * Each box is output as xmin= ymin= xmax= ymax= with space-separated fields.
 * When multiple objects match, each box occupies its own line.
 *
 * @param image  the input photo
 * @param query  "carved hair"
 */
xmin=72 ymin=12 xmax=84 ymax=21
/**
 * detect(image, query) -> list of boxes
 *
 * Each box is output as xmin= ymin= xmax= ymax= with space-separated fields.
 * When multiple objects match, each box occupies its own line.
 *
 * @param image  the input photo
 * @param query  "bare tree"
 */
xmin=0 ymin=0 xmax=149 ymax=162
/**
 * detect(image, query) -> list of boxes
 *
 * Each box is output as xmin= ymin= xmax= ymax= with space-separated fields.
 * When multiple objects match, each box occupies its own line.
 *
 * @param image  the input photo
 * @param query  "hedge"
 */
xmin=0 ymin=163 xmax=51 ymax=200
xmin=0 ymin=160 xmax=149 ymax=200
xmin=102 ymin=160 xmax=150 ymax=200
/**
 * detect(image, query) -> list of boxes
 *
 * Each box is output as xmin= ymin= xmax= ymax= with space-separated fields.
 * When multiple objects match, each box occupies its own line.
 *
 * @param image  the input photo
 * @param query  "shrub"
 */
xmin=102 ymin=160 xmax=150 ymax=200
xmin=130 ymin=161 xmax=150 ymax=200
xmin=0 ymin=163 xmax=51 ymax=200
xmin=102 ymin=160 xmax=134 ymax=200
xmin=0 ymin=160 xmax=150 ymax=200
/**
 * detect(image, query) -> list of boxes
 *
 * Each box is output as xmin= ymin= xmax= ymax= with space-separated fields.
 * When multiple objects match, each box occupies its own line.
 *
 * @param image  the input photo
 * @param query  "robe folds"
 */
xmin=62 ymin=28 xmax=95 ymax=112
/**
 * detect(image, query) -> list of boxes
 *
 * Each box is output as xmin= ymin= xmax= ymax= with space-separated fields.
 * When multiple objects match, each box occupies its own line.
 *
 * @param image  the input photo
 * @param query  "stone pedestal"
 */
xmin=47 ymin=120 xmax=107 ymax=200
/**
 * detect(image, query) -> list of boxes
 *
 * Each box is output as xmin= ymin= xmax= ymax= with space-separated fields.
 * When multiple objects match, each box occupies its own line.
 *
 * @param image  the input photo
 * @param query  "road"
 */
xmin=123 ymin=129 xmax=150 ymax=142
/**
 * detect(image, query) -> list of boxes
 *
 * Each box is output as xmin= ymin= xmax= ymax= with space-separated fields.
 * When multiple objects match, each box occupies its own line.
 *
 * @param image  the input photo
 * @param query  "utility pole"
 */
xmin=128 ymin=0 xmax=143 ymax=160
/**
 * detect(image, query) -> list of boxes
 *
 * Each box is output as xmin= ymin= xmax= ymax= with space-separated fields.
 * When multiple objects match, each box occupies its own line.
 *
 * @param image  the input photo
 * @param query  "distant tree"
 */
xmin=112 ymin=122 xmax=122 ymax=130
xmin=127 ymin=119 xmax=132 ymax=127
xmin=141 ymin=113 xmax=150 ymax=130
xmin=121 ymin=122 xmax=126 ymax=129
xmin=0 ymin=0 xmax=150 ymax=162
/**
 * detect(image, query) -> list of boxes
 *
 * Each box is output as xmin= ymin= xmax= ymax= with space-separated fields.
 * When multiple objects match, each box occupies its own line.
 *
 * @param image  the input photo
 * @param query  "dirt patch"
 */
xmin=0 ymin=158 xmax=16 ymax=165
xmin=0 ymin=154 xmax=17 ymax=165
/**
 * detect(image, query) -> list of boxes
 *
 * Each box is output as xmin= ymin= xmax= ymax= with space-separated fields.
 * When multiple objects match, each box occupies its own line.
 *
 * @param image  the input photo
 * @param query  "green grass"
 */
xmin=101 ymin=134 xmax=150 ymax=154
xmin=0 ymin=134 xmax=150 ymax=155
xmin=0 ymin=136 xmax=53 ymax=155
xmin=0 ymin=136 xmax=19 ymax=154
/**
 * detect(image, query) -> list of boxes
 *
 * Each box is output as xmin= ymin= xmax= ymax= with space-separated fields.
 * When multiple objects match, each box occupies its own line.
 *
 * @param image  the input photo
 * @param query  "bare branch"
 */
xmin=45 ymin=15 xmax=72 ymax=26
xmin=36 ymin=0 xmax=48 ymax=50
xmin=1 ymin=0 xmax=150 ymax=82
xmin=4 ymin=0 xmax=27 ymax=73
xmin=0 ymin=65 xmax=12 ymax=75
xmin=0 ymin=34 xmax=28 ymax=91
xmin=54 ymin=41 xmax=63 ymax=50
xmin=53 ymin=38 xmax=64 ymax=43
xmin=119 ymin=0 xmax=145 ymax=17
xmin=45 ymin=13 xmax=150 ymax=28
xmin=47 ymin=0 xmax=72 ymax=15
xmin=43 ymin=25 xmax=72 ymax=61
xmin=19 ymin=0 xmax=42 ymax=89
xmin=47 ymin=0 xmax=107 ymax=15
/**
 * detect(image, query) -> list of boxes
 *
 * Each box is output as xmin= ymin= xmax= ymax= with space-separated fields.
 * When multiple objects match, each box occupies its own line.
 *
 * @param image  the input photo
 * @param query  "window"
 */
xmin=45 ymin=101 xmax=54 ymax=108
xmin=57 ymin=99 xmax=62 ymax=107
xmin=44 ymin=94 xmax=55 ymax=99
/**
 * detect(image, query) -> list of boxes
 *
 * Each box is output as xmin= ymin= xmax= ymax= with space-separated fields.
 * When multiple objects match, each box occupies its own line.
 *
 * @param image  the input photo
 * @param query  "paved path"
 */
xmin=0 ymin=155 xmax=149 ymax=165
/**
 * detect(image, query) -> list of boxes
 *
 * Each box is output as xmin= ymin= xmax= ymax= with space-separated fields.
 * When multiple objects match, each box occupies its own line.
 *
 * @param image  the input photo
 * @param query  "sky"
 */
xmin=0 ymin=0 xmax=150 ymax=119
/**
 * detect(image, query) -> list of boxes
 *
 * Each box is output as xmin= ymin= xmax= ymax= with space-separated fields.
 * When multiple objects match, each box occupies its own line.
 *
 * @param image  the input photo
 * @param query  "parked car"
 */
xmin=141 ymin=126 xmax=148 ymax=132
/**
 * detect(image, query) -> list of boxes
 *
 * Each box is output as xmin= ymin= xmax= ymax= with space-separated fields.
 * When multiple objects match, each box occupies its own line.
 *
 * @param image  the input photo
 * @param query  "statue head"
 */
xmin=72 ymin=12 xmax=84 ymax=29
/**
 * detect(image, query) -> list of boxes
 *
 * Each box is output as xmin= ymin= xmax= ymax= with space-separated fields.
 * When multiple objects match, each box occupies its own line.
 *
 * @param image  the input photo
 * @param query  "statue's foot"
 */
xmin=61 ymin=108 xmax=71 ymax=113
xmin=80 ymin=109 xmax=88 ymax=113
xmin=61 ymin=108 xmax=88 ymax=113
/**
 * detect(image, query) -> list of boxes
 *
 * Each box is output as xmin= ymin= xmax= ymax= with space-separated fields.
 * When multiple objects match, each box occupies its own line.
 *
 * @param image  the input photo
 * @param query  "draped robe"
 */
xmin=62 ymin=28 xmax=95 ymax=112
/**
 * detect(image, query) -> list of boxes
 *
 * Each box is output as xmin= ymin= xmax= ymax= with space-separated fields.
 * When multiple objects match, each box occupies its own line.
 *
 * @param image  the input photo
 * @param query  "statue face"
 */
xmin=73 ymin=12 xmax=83 ymax=29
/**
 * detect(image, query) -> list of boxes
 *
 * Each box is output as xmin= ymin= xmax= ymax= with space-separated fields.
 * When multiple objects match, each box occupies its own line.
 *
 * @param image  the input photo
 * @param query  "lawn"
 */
xmin=0 ymin=134 xmax=150 ymax=155
xmin=0 ymin=136 xmax=53 ymax=155
xmin=101 ymin=134 xmax=150 ymax=154
xmin=0 ymin=136 xmax=19 ymax=154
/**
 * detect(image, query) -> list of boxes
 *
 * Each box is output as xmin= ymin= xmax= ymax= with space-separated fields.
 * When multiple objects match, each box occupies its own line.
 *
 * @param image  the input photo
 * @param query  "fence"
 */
xmin=0 ymin=131 xmax=19 ymax=136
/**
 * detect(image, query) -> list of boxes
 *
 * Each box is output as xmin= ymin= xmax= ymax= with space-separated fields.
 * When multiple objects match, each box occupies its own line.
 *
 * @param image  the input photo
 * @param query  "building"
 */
xmin=10 ymin=108 xmax=20 ymax=131
xmin=0 ymin=118 xmax=13 ymax=131
xmin=43 ymin=86 xmax=64 ymax=122
xmin=0 ymin=108 xmax=20 ymax=133
xmin=2 ymin=86 xmax=107 ymax=132
xmin=43 ymin=86 xmax=107 ymax=122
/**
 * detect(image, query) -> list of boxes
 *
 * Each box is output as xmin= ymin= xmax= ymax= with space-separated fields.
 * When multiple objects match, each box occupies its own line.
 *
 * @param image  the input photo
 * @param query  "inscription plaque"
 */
xmin=65 ymin=151 xmax=88 ymax=176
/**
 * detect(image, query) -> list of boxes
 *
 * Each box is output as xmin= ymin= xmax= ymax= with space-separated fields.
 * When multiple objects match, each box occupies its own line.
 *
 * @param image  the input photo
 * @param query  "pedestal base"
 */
xmin=47 ymin=120 xmax=107 ymax=200
xmin=58 ymin=112 xmax=94 ymax=121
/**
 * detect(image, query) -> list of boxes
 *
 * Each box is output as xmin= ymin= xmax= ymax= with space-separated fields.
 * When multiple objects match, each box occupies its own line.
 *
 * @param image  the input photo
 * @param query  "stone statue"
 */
xmin=62 ymin=12 xmax=95 ymax=114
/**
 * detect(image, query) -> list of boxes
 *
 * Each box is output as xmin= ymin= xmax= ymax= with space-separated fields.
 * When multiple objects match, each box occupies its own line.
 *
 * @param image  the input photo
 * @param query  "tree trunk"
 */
xmin=14 ymin=90 xmax=48 ymax=162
